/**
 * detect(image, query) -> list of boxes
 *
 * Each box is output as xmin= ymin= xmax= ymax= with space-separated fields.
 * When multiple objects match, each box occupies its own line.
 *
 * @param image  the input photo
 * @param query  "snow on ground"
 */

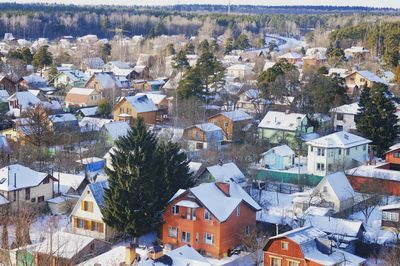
xmin=253 ymin=189 xmax=296 ymax=226
xmin=349 ymin=196 xmax=400 ymax=245
xmin=0 ymin=214 xmax=69 ymax=247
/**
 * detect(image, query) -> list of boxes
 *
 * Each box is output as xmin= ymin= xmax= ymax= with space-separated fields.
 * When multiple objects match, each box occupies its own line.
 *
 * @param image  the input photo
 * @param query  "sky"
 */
xmin=1 ymin=0 xmax=400 ymax=8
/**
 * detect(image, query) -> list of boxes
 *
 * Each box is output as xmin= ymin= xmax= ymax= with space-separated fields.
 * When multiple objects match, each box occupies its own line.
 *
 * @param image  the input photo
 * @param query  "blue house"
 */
xmin=260 ymin=145 xmax=295 ymax=170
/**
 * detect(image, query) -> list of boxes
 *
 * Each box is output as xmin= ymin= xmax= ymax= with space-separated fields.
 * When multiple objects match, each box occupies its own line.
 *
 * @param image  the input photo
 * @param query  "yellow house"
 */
xmin=70 ymin=181 xmax=118 ymax=241
xmin=344 ymin=70 xmax=388 ymax=94
xmin=112 ymin=94 xmax=158 ymax=125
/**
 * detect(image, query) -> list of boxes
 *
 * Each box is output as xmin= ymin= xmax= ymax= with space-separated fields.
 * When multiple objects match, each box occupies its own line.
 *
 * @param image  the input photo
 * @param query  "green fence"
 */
xmin=256 ymin=169 xmax=323 ymax=187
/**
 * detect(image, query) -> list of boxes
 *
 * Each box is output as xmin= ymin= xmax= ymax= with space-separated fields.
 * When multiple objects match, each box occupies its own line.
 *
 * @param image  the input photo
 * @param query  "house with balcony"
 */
xmin=70 ymin=181 xmax=118 ymax=241
xmin=306 ymin=131 xmax=371 ymax=176
xmin=162 ymin=181 xmax=261 ymax=258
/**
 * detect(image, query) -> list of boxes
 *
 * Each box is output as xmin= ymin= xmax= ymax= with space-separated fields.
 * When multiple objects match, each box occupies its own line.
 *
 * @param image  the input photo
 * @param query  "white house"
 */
xmin=226 ymin=64 xmax=253 ymax=80
xmin=306 ymin=131 xmax=371 ymax=176
xmin=0 ymin=164 xmax=56 ymax=208
xmin=330 ymin=102 xmax=359 ymax=132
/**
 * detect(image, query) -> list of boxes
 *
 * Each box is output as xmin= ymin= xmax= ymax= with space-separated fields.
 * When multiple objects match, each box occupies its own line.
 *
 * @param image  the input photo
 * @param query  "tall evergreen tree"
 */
xmin=172 ymin=50 xmax=190 ymax=72
xmin=355 ymin=84 xmax=399 ymax=157
xmin=32 ymin=45 xmax=52 ymax=70
xmin=102 ymin=118 xmax=195 ymax=239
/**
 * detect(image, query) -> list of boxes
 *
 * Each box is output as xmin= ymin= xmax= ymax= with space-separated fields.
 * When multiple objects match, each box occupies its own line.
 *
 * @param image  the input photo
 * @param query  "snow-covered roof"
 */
xmin=188 ymin=181 xmax=261 ymax=222
xmin=34 ymin=231 xmax=96 ymax=259
xmin=348 ymin=70 xmax=388 ymax=85
xmin=188 ymin=161 xmax=202 ymax=175
xmin=206 ymin=162 xmax=246 ymax=183
xmin=80 ymin=117 xmax=112 ymax=132
xmin=102 ymin=121 xmax=130 ymax=141
xmin=216 ymin=110 xmax=252 ymax=122
xmin=107 ymin=61 xmax=131 ymax=69
xmin=84 ymin=57 xmax=105 ymax=69
xmin=258 ymin=111 xmax=306 ymax=131
xmin=269 ymin=226 xmax=326 ymax=244
xmin=124 ymin=95 xmax=158 ymax=113
xmin=303 ymin=206 xmax=331 ymax=217
xmin=22 ymin=74 xmax=47 ymax=84
xmin=91 ymin=72 xmax=122 ymax=89
xmin=77 ymin=245 xmax=125 ymax=266
xmin=319 ymin=172 xmax=355 ymax=201
xmin=387 ymin=143 xmax=400 ymax=153
xmin=304 ymin=215 xmax=364 ymax=237
xmin=346 ymin=163 xmax=400 ymax=182
xmin=345 ymin=46 xmax=369 ymax=54
xmin=8 ymin=91 xmax=41 ymax=108
xmin=307 ymin=131 xmax=371 ymax=148
xmin=88 ymin=181 xmax=108 ymax=208
xmin=136 ymin=92 xmax=166 ymax=105
xmin=53 ymin=172 xmax=86 ymax=194
xmin=194 ymin=123 xmax=222 ymax=133
xmin=78 ymin=106 xmax=98 ymax=117
xmin=0 ymin=164 xmax=49 ymax=191
xmin=226 ymin=64 xmax=253 ymax=71
xmin=49 ymin=113 xmax=77 ymax=124
xmin=330 ymin=102 xmax=359 ymax=115
xmin=380 ymin=202 xmax=400 ymax=211
xmin=67 ymin=87 xmax=96 ymax=96
xmin=278 ymin=52 xmax=303 ymax=59
xmin=262 ymin=144 xmax=294 ymax=157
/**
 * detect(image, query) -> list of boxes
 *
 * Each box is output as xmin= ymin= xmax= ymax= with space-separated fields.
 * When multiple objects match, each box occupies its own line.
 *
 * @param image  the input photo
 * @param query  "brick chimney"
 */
xmin=125 ymin=242 xmax=137 ymax=265
xmin=216 ymin=182 xmax=230 ymax=196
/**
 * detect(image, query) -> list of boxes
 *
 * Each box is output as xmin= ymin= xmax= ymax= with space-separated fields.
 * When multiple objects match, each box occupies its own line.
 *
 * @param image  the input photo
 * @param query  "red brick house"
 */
xmin=263 ymin=226 xmax=365 ymax=266
xmin=162 ymin=181 xmax=261 ymax=258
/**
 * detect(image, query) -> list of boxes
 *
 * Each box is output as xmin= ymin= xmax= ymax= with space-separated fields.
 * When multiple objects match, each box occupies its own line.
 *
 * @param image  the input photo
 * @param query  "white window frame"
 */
xmin=204 ymin=232 xmax=214 ymax=245
xmin=172 ymin=205 xmax=179 ymax=215
xmin=182 ymin=231 xmax=191 ymax=243
xmin=383 ymin=211 xmax=399 ymax=222
xmin=168 ymin=226 xmax=178 ymax=238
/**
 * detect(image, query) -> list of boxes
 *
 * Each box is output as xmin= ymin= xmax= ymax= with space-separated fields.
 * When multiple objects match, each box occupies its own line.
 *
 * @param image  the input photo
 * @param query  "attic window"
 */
xmin=281 ymin=241 xmax=289 ymax=250
xmin=0 ymin=178 xmax=6 ymax=184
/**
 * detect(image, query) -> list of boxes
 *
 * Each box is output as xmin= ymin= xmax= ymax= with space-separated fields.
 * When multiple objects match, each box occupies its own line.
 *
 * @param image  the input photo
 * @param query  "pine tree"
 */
xmin=172 ymin=50 xmax=190 ymax=72
xmin=102 ymin=118 xmax=195 ymax=238
xmin=32 ymin=45 xmax=52 ymax=70
xmin=355 ymin=84 xmax=399 ymax=157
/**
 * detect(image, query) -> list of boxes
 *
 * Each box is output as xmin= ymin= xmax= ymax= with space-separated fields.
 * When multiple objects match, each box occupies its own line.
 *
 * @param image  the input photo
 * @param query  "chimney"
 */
xmin=125 ymin=242 xmax=137 ymax=265
xmin=216 ymin=182 xmax=230 ymax=196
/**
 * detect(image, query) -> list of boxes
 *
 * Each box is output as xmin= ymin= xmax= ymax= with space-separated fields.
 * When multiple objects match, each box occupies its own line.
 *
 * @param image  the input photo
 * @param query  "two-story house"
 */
xmin=112 ymin=94 xmax=158 ymax=125
xmin=70 ymin=181 xmax=118 ymax=241
xmin=183 ymin=123 xmax=224 ymax=152
xmin=344 ymin=70 xmax=387 ymax=94
xmin=52 ymin=70 xmax=88 ymax=88
xmin=258 ymin=111 xmax=314 ymax=148
xmin=0 ymin=164 xmax=56 ymax=208
xmin=18 ymin=74 xmax=48 ymax=90
xmin=330 ymin=102 xmax=359 ymax=132
xmin=263 ymin=226 xmax=366 ymax=266
xmin=64 ymin=88 xmax=101 ymax=108
xmin=162 ymin=181 xmax=261 ymax=258
xmin=307 ymin=131 xmax=371 ymax=176
xmin=208 ymin=110 xmax=252 ymax=142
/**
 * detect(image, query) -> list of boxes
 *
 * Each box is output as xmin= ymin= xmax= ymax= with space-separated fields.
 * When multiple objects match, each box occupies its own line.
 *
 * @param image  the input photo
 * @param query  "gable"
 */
xmin=71 ymin=187 xmax=104 ymax=221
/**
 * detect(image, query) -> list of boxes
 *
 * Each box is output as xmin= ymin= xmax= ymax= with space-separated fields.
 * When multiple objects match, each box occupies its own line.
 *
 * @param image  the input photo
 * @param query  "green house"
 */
xmin=52 ymin=70 xmax=87 ymax=88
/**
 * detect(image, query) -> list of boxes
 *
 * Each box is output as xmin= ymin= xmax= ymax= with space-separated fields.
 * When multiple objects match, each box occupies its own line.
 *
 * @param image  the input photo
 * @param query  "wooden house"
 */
xmin=260 ymin=145 xmax=295 ymax=170
xmin=183 ymin=123 xmax=224 ymax=152
xmin=263 ymin=226 xmax=366 ymax=266
xmin=85 ymin=72 xmax=122 ymax=94
xmin=112 ymin=94 xmax=158 ymax=125
xmin=208 ymin=110 xmax=252 ymax=142
xmin=0 ymin=75 xmax=16 ymax=95
xmin=162 ymin=181 xmax=261 ymax=258
xmin=344 ymin=71 xmax=387 ymax=94
xmin=52 ymin=70 xmax=87 ymax=88
xmin=18 ymin=74 xmax=48 ymax=90
xmin=380 ymin=203 xmax=400 ymax=231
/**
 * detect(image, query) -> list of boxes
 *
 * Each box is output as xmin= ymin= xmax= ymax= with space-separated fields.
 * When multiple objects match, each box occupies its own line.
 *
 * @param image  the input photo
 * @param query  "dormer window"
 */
xmin=281 ymin=241 xmax=289 ymax=250
xmin=204 ymin=209 xmax=211 ymax=220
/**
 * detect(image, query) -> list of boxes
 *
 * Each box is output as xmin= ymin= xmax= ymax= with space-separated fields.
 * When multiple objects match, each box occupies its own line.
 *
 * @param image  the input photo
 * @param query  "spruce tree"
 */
xmin=355 ymin=84 xmax=399 ymax=157
xmin=102 ymin=118 xmax=195 ymax=238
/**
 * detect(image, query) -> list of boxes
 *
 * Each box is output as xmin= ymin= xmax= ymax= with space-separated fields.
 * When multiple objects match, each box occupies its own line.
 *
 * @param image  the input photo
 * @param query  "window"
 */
xmin=196 ymin=142 xmax=204 ymax=150
xmin=270 ymin=257 xmax=282 ymax=266
xmin=204 ymin=232 xmax=214 ymax=245
xmin=310 ymin=146 xmax=313 ymax=152
xmin=288 ymin=260 xmax=300 ymax=266
xmin=245 ymin=225 xmax=251 ymax=235
xmin=91 ymin=221 xmax=98 ymax=231
xmin=236 ymin=206 xmax=240 ymax=216
xmin=317 ymin=148 xmax=325 ymax=156
xmin=82 ymin=201 xmax=94 ymax=212
xmin=25 ymin=188 xmax=30 ymax=200
xmin=182 ymin=232 xmax=190 ymax=243
xmin=77 ymin=218 xmax=84 ymax=228
xmin=168 ymin=226 xmax=178 ymax=238
xmin=363 ymin=145 xmax=367 ymax=151
xmin=196 ymin=232 xmax=199 ymax=243
xmin=38 ymin=196 xmax=44 ymax=202
xmin=336 ymin=114 xmax=344 ymax=121
xmin=328 ymin=164 xmax=333 ymax=172
xmin=281 ymin=241 xmax=289 ymax=250
xmin=338 ymin=149 xmax=342 ymax=155
xmin=394 ymin=152 xmax=400 ymax=158
xmin=172 ymin=205 xmax=179 ymax=215
xmin=383 ymin=211 xmax=400 ymax=222
xmin=317 ymin=163 xmax=325 ymax=171
xmin=346 ymin=148 xmax=350 ymax=155
xmin=323 ymin=186 xmax=328 ymax=192
xmin=31 ymin=198 xmax=36 ymax=203
xmin=204 ymin=209 xmax=211 ymax=220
